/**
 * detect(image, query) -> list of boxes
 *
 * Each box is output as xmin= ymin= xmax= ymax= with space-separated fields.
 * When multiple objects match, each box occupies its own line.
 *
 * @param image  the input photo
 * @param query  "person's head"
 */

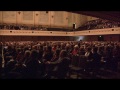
xmin=43 ymin=46 xmax=47 ymax=52
xmin=24 ymin=50 xmax=31 ymax=58
xmin=47 ymin=46 xmax=52 ymax=52
xmin=80 ymin=46 xmax=84 ymax=51
xmin=65 ymin=43 xmax=70 ymax=50
xmin=24 ymin=47 xmax=29 ymax=52
xmin=61 ymin=43 xmax=65 ymax=49
xmin=86 ymin=47 xmax=91 ymax=52
xmin=59 ymin=50 xmax=67 ymax=58
xmin=32 ymin=45 xmax=37 ymax=50
xmin=74 ymin=45 xmax=79 ymax=50
xmin=30 ymin=50 xmax=38 ymax=59
xmin=16 ymin=48 xmax=21 ymax=54
xmin=39 ymin=45 xmax=43 ymax=50
xmin=54 ymin=49 xmax=61 ymax=57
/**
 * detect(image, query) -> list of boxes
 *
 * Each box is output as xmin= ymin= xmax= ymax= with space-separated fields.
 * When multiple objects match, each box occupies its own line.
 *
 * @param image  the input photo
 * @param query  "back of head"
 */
xmin=92 ymin=47 xmax=98 ymax=53
xmin=87 ymin=47 xmax=91 ymax=52
xmin=47 ymin=45 xmax=52 ymax=51
xmin=24 ymin=50 xmax=31 ymax=58
xmin=59 ymin=50 xmax=67 ymax=58
xmin=55 ymin=49 xmax=61 ymax=56
xmin=30 ymin=50 xmax=38 ymax=59
xmin=74 ymin=45 xmax=79 ymax=50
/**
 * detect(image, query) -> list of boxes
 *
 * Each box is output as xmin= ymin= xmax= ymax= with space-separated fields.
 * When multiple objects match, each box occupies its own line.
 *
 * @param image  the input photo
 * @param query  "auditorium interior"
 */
xmin=0 ymin=11 xmax=120 ymax=79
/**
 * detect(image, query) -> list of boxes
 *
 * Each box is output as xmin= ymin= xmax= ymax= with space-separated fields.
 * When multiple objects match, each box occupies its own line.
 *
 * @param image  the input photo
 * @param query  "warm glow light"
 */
xmin=76 ymin=36 xmax=85 ymax=41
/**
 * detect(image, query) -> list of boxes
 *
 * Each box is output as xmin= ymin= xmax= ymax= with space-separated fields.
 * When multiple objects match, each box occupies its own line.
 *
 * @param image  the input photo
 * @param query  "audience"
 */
xmin=45 ymin=50 xmax=70 ymax=79
xmin=0 ymin=18 xmax=120 ymax=32
xmin=1 ymin=41 xmax=120 ymax=79
xmin=77 ymin=19 xmax=120 ymax=30
xmin=0 ymin=23 xmax=47 ymax=31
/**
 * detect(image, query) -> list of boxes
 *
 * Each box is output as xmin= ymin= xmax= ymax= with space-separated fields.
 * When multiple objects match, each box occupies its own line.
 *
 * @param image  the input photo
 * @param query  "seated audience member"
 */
xmin=25 ymin=50 xmax=41 ymax=78
xmin=15 ymin=48 xmax=24 ymax=63
xmin=72 ymin=45 xmax=79 ymax=56
xmin=38 ymin=45 xmax=44 ymax=62
xmin=45 ymin=49 xmax=61 ymax=75
xmin=97 ymin=46 xmax=104 ymax=57
xmin=50 ymin=49 xmax=61 ymax=62
xmin=4 ymin=58 xmax=17 ymax=74
xmin=1 ymin=41 xmax=120 ymax=79
xmin=42 ymin=46 xmax=53 ymax=62
xmin=85 ymin=47 xmax=93 ymax=61
xmin=45 ymin=50 xmax=70 ymax=79
xmin=22 ymin=50 xmax=31 ymax=65
xmin=79 ymin=46 xmax=85 ymax=55
xmin=10 ymin=62 xmax=27 ymax=78
xmin=91 ymin=47 xmax=101 ymax=70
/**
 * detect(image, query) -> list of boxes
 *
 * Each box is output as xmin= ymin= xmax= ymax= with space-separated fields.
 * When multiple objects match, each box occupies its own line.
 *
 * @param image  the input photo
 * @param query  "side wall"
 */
xmin=0 ymin=11 xmax=88 ymax=29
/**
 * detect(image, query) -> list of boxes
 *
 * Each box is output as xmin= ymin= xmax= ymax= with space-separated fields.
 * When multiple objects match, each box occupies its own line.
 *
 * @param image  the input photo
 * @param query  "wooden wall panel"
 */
xmin=2 ymin=11 xmax=16 ymax=24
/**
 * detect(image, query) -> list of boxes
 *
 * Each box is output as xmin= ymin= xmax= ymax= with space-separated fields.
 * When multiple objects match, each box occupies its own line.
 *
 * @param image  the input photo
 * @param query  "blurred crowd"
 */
xmin=0 ymin=41 xmax=120 ymax=79
xmin=0 ymin=23 xmax=47 ymax=30
xmin=78 ymin=19 xmax=120 ymax=30
xmin=1 ymin=19 xmax=120 ymax=32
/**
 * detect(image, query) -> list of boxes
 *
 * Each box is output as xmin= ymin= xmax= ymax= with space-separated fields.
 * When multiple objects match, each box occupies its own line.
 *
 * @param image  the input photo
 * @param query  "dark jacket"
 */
xmin=50 ymin=57 xmax=70 ymax=78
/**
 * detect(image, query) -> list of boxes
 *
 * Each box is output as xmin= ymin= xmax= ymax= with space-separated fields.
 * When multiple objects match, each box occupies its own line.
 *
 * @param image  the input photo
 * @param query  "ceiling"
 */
xmin=69 ymin=11 xmax=120 ymax=22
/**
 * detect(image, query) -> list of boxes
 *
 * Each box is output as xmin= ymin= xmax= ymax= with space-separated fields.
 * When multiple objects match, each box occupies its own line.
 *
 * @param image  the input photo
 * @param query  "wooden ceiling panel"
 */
xmin=68 ymin=11 xmax=120 ymax=22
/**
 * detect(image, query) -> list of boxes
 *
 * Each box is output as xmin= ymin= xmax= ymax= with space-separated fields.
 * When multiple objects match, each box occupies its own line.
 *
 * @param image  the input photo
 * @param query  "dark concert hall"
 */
xmin=0 ymin=11 xmax=120 ymax=79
